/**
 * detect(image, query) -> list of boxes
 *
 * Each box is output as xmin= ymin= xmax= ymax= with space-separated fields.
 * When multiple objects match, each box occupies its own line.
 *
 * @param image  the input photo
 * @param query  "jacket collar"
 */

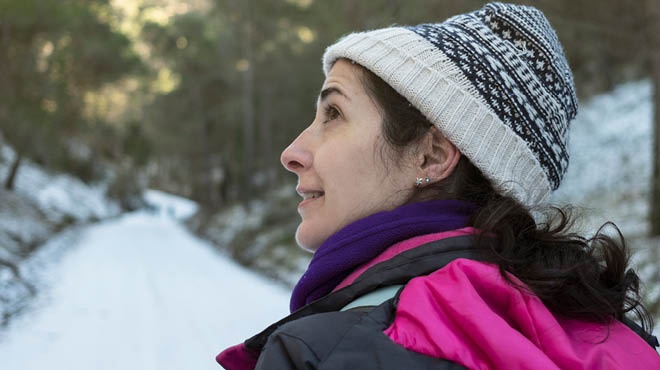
xmin=246 ymin=230 xmax=486 ymax=353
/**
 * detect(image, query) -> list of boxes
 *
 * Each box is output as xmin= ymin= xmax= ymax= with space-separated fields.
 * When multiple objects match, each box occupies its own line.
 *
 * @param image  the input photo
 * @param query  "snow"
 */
xmin=551 ymin=80 xmax=653 ymax=236
xmin=143 ymin=189 xmax=198 ymax=220
xmin=0 ymin=136 xmax=124 ymax=323
xmin=0 ymin=144 xmax=120 ymax=223
xmin=0 ymin=192 xmax=290 ymax=370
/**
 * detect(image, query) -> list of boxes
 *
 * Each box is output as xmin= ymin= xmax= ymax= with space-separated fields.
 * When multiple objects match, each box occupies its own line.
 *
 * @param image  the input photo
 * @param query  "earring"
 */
xmin=415 ymin=178 xmax=423 ymax=187
xmin=415 ymin=177 xmax=432 ymax=187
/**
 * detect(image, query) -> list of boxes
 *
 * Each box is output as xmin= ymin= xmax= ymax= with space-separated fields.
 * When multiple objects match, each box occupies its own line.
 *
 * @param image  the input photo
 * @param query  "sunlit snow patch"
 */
xmin=143 ymin=189 xmax=198 ymax=220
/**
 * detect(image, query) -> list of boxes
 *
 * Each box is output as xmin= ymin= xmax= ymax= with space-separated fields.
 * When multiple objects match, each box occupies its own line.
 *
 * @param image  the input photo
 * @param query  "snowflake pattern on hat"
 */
xmin=407 ymin=3 xmax=577 ymax=189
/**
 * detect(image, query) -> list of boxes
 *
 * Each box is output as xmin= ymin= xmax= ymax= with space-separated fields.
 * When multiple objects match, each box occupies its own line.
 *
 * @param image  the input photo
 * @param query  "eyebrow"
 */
xmin=319 ymin=86 xmax=350 ymax=103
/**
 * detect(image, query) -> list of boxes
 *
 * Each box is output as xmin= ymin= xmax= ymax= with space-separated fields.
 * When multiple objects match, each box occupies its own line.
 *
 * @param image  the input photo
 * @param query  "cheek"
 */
xmin=324 ymin=144 xmax=405 ymax=217
xmin=327 ymin=174 xmax=390 ymax=228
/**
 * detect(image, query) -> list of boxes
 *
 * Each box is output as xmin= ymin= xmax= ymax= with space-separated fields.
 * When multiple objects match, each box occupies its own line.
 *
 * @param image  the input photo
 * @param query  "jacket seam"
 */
xmin=316 ymin=313 xmax=370 ymax=366
xmin=353 ymin=248 xmax=482 ymax=286
xmin=270 ymin=331 xmax=322 ymax=364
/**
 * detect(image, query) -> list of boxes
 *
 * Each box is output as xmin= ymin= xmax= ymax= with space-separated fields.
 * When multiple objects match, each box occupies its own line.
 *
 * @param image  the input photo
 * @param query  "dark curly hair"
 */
xmin=354 ymin=60 xmax=654 ymax=335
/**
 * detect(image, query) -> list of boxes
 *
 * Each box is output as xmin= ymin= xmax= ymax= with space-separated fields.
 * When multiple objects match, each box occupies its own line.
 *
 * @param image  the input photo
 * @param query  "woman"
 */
xmin=218 ymin=2 xmax=659 ymax=369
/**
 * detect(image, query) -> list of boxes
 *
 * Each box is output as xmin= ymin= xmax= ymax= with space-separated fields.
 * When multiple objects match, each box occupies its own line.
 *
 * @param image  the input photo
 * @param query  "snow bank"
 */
xmin=0 ymin=136 xmax=121 ymax=325
xmin=0 ymin=143 xmax=120 ymax=224
xmin=552 ymin=80 xmax=653 ymax=236
xmin=188 ymin=185 xmax=310 ymax=287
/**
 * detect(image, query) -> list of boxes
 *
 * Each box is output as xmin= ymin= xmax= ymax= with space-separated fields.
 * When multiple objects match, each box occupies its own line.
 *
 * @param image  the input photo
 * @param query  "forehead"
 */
xmin=321 ymin=59 xmax=366 ymax=97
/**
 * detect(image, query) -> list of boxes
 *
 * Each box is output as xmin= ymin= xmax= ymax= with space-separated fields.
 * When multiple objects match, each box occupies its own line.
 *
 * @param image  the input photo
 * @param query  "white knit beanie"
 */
xmin=322 ymin=2 xmax=578 ymax=207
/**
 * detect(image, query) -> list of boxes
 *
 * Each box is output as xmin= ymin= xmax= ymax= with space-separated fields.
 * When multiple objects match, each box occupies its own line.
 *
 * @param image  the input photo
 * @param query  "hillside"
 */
xmin=0 ymin=139 xmax=120 ymax=323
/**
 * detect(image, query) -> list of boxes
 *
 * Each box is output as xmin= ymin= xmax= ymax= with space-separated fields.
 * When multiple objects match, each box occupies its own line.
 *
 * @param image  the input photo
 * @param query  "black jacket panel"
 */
xmin=255 ymin=299 xmax=467 ymax=370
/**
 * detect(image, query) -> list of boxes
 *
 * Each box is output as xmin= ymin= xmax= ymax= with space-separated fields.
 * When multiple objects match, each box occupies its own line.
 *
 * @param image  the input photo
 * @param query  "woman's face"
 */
xmin=280 ymin=59 xmax=418 ymax=251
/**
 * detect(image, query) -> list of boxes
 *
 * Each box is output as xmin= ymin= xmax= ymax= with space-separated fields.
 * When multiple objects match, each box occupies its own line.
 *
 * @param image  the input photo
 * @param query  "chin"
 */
xmin=295 ymin=225 xmax=325 ymax=253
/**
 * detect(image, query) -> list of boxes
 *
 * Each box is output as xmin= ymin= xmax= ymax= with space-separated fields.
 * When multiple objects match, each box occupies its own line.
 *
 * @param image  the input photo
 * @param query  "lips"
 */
xmin=302 ymin=191 xmax=324 ymax=200
xmin=297 ymin=187 xmax=325 ymax=207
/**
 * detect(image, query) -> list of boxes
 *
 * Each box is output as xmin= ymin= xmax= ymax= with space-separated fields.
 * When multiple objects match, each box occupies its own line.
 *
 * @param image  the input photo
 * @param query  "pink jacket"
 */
xmin=387 ymin=258 xmax=659 ymax=369
xmin=341 ymin=229 xmax=660 ymax=369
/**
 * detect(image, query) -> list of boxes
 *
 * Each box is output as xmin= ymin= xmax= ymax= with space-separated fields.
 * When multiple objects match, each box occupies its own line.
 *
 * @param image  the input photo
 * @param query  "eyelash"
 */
xmin=322 ymin=105 xmax=340 ymax=123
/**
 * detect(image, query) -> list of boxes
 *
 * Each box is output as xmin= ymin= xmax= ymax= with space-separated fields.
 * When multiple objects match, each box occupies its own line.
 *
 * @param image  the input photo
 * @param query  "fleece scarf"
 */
xmin=289 ymin=199 xmax=476 ymax=312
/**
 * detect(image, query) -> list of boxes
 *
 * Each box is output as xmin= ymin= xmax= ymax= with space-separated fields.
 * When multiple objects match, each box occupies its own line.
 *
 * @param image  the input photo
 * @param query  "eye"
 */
xmin=323 ymin=105 xmax=340 ymax=123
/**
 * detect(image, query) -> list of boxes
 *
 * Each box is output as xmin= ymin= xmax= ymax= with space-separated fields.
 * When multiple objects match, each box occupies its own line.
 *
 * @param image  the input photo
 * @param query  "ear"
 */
xmin=418 ymin=126 xmax=461 ymax=182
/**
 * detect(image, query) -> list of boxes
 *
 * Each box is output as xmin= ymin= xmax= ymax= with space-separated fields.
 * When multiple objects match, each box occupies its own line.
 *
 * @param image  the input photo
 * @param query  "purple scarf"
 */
xmin=289 ymin=199 xmax=476 ymax=312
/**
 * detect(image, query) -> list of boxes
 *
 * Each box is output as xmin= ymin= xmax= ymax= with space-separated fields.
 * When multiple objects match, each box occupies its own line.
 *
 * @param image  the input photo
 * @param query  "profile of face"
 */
xmin=280 ymin=59 xmax=421 ymax=251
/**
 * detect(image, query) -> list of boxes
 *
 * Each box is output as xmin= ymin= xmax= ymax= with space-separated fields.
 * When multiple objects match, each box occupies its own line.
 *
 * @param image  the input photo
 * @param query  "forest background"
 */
xmin=2 ymin=0 xmax=660 ymax=321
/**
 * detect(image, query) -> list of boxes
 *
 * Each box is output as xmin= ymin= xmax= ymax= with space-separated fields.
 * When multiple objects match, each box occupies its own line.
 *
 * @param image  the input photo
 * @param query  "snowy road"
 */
xmin=0 ymin=193 xmax=291 ymax=370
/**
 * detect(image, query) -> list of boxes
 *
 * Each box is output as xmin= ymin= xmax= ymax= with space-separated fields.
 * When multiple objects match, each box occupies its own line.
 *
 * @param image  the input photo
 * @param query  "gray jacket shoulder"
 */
xmin=255 ymin=301 xmax=466 ymax=370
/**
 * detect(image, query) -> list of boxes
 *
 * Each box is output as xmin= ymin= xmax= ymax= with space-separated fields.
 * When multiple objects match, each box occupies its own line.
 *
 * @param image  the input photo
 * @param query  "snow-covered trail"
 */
xmin=0 ymin=193 xmax=291 ymax=370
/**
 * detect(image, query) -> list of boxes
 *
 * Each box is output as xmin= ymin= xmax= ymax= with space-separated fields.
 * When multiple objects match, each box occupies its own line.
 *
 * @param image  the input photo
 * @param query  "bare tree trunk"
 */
xmin=259 ymin=86 xmax=274 ymax=189
xmin=203 ymin=118 xmax=219 ymax=208
xmin=5 ymin=151 xmax=22 ymax=190
xmin=648 ymin=0 xmax=660 ymax=235
xmin=0 ymin=17 xmax=13 ymax=133
xmin=240 ymin=0 xmax=256 ymax=202
xmin=195 ymin=83 xmax=220 ymax=209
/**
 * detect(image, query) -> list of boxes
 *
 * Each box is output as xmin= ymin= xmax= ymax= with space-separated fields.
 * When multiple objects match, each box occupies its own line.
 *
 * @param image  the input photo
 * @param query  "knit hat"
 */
xmin=323 ymin=2 xmax=577 ymax=207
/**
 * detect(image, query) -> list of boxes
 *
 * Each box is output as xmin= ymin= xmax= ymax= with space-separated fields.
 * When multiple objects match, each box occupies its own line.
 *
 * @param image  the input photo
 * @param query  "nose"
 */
xmin=280 ymin=129 xmax=312 ymax=173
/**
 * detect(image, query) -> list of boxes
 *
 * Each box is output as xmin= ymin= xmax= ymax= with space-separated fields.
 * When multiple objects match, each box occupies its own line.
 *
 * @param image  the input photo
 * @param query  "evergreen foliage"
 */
xmin=1 ymin=0 xmax=658 ymax=227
